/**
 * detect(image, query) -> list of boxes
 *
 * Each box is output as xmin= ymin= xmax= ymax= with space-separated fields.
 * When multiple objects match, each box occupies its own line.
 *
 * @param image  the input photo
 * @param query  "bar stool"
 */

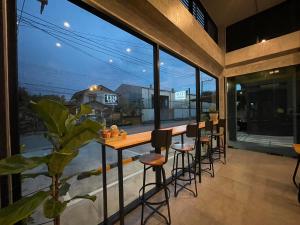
xmin=211 ymin=119 xmax=226 ymax=164
xmin=199 ymin=120 xmax=214 ymax=177
xmin=139 ymin=129 xmax=172 ymax=225
xmin=171 ymin=124 xmax=198 ymax=197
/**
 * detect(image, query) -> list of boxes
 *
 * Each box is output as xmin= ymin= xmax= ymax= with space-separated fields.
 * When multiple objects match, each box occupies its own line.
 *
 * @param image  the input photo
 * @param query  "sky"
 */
xmin=17 ymin=0 xmax=216 ymax=100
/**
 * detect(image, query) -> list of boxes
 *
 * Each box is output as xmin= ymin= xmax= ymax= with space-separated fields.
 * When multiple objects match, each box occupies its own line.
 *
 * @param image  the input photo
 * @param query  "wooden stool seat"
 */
xmin=171 ymin=143 xmax=194 ymax=152
xmin=139 ymin=153 xmax=165 ymax=166
xmin=293 ymin=144 xmax=300 ymax=154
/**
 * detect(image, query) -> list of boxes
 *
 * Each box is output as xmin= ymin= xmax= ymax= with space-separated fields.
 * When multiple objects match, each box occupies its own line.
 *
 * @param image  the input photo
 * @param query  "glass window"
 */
xmin=159 ymin=50 xmax=196 ymax=178
xmin=159 ymin=50 xmax=196 ymax=128
xmin=227 ymin=66 xmax=298 ymax=156
xmin=17 ymin=0 xmax=153 ymax=224
xmin=200 ymin=72 xmax=217 ymax=120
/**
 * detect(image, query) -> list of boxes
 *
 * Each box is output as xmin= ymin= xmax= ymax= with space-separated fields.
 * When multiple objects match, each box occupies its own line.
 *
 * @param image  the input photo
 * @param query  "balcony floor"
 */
xmin=122 ymin=148 xmax=300 ymax=225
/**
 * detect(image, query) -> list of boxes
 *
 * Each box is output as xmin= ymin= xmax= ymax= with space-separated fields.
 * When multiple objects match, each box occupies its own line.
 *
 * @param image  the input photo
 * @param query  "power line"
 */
xmin=18 ymin=11 xmax=195 ymax=78
xmin=17 ymin=0 xmax=26 ymax=32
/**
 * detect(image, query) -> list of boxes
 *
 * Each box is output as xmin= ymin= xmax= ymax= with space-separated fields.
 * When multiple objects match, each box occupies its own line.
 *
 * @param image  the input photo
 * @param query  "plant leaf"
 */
xmin=77 ymin=104 xmax=92 ymax=118
xmin=0 ymin=191 xmax=49 ymax=225
xmin=22 ymin=171 xmax=50 ymax=179
xmin=48 ymin=151 xmax=78 ymax=176
xmin=65 ymin=114 xmax=76 ymax=131
xmin=30 ymin=99 xmax=69 ymax=137
xmin=43 ymin=198 xmax=67 ymax=219
xmin=0 ymin=155 xmax=49 ymax=175
xmin=77 ymin=168 xmax=102 ymax=180
xmin=59 ymin=182 xmax=71 ymax=196
xmin=61 ymin=119 xmax=102 ymax=151
xmin=66 ymin=194 xmax=96 ymax=203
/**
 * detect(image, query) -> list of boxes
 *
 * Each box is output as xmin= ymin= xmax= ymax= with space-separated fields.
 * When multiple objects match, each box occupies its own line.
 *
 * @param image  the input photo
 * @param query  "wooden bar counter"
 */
xmin=99 ymin=121 xmax=208 ymax=225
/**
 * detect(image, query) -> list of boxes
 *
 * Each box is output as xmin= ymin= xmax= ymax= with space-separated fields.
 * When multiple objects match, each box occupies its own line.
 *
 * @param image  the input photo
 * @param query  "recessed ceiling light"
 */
xmin=126 ymin=48 xmax=131 ymax=53
xmin=274 ymin=70 xmax=280 ymax=73
xmin=142 ymin=69 xmax=146 ymax=73
xmin=56 ymin=42 xmax=61 ymax=47
xmin=64 ymin=21 xmax=70 ymax=28
xmin=269 ymin=71 xmax=274 ymax=74
xmin=160 ymin=62 xmax=164 ymax=66
xmin=261 ymin=39 xmax=266 ymax=43
xmin=109 ymin=59 xmax=113 ymax=63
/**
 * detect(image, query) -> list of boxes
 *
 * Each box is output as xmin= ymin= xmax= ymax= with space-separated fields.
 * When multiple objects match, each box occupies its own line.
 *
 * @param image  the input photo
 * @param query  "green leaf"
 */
xmin=65 ymin=114 xmax=76 ymax=131
xmin=22 ymin=171 xmax=50 ymax=179
xmin=30 ymin=99 xmax=69 ymax=137
xmin=77 ymin=104 xmax=92 ymax=117
xmin=77 ymin=168 xmax=102 ymax=180
xmin=59 ymin=182 xmax=71 ymax=196
xmin=67 ymin=194 xmax=96 ymax=203
xmin=61 ymin=119 xmax=102 ymax=151
xmin=0 ymin=155 xmax=49 ymax=175
xmin=43 ymin=198 xmax=67 ymax=219
xmin=48 ymin=151 xmax=78 ymax=176
xmin=0 ymin=191 xmax=49 ymax=225
xmin=65 ymin=105 xmax=92 ymax=131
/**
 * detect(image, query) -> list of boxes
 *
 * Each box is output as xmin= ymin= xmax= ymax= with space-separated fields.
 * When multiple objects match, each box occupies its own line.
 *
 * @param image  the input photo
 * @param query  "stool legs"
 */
xmin=141 ymin=165 xmax=146 ymax=225
xmin=162 ymin=167 xmax=171 ymax=225
xmin=173 ymin=151 xmax=198 ymax=197
xmin=200 ymin=142 xmax=214 ymax=177
xmin=140 ymin=165 xmax=171 ymax=225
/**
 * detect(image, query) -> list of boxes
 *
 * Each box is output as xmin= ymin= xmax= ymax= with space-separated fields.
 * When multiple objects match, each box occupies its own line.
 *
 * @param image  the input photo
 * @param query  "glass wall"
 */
xmin=17 ymin=0 xmax=154 ymax=224
xmin=200 ymin=72 xmax=217 ymax=120
xmin=227 ymin=65 xmax=300 ymax=156
xmin=14 ymin=0 xmax=220 ymax=224
xmin=159 ymin=50 xmax=196 ymax=128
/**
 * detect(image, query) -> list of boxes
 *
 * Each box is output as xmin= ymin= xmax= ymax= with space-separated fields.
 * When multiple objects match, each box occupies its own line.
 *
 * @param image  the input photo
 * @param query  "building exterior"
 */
xmin=116 ymin=84 xmax=198 ymax=122
xmin=71 ymin=85 xmax=120 ymax=124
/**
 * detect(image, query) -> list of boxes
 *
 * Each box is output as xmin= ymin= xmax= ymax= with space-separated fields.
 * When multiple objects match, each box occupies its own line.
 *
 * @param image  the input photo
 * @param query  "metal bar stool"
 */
xmin=199 ymin=120 xmax=214 ymax=177
xmin=171 ymin=124 xmax=198 ymax=197
xmin=211 ymin=119 xmax=226 ymax=164
xmin=139 ymin=129 xmax=172 ymax=225
xmin=292 ymin=144 xmax=300 ymax=203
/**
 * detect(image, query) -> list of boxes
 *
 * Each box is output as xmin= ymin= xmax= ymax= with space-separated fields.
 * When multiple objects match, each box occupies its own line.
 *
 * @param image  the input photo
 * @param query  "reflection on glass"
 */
xmin=17 ymin=0 xmax=153 ymax=224
xmin=227 ymin=66 xmax=297 ymax=156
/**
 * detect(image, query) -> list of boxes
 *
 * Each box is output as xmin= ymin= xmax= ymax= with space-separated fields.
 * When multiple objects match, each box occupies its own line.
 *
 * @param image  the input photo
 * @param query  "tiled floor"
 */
xmin=122 ymin=148 xmax=300 ymax=225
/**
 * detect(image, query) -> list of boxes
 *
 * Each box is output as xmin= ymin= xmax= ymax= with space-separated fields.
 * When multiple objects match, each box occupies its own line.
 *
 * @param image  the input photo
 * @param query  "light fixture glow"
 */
xmin=142 ymin=69 xmax=146 ymax=73
xmin=274 ymin=69 xmax=279 ymax=73
xmin=261 ymin=39 xmax=266 ymax=43
xmin=269 ymin=71 xmax=274 ymax=74
xmin=63 ymin=21 xmax=70 ymax=28
xmin=109 ymin=59 xmax=113 ymax=63
xmin=160 ymin=62 xmax=164 ymax=66
xmin=55 ymin=42 xmax=61 ymax=47
xmin=126 ymin=48 xmax=131 ymax=53
xmin=89 ymin=85 xmax=97 ymax=91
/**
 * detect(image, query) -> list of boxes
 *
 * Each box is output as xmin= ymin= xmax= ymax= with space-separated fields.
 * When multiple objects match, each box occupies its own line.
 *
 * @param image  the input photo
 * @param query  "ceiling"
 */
xmin=201 ymin=0 xmax=286 ymax=27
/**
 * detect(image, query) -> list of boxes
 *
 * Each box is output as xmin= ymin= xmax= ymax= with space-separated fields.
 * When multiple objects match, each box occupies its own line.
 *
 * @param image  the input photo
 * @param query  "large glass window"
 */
xmin=158 ymin=50 xmax=197 ymax=178
xmin=200 ymin=72 xmax=217 ymax=120
xmin=227 ymin=66 xmax=299 ymax=156
xmin=17 ymin=0 xmax=154 ymax=224
xmin=159 ymin=50 xmax=196 ymax=128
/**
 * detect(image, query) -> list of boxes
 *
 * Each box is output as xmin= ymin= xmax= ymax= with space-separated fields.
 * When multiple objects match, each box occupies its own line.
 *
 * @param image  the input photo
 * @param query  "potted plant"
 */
xmin=208 ymin=105 xmax=218 ymax=122
xmin=0 ymin=99 xmax=103 ymax=225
